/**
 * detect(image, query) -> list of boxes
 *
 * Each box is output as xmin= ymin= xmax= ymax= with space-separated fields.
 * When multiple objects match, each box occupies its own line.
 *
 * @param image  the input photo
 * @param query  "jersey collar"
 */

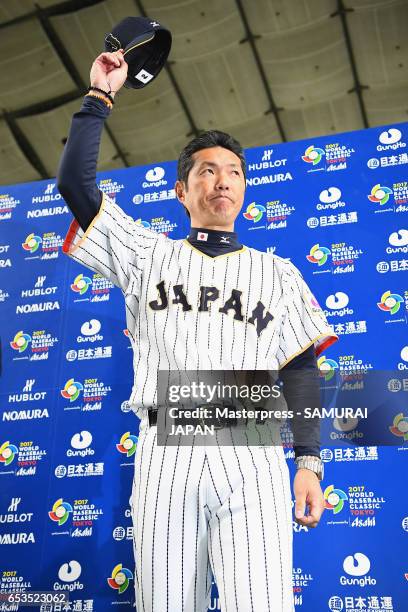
xmin=186 ymin=227 xmax=243 ymax=258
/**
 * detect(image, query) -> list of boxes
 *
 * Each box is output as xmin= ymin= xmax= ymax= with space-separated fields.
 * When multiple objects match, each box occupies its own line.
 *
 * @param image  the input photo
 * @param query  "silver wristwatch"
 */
xmin=295 ymin=455 xmax=324 ymax=481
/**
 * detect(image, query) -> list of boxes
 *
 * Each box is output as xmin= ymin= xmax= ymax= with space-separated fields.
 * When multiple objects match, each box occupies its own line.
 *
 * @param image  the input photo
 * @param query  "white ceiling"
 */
xmin=0 ymin=0 xmax=407 ymax=186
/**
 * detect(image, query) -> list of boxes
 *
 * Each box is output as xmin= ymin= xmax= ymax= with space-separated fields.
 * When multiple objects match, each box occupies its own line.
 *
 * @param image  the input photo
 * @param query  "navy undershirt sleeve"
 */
xmin=56 ymin=95 xmax=110 ymax=231
xmin=280 ymin=345 xmax=321 ymax=459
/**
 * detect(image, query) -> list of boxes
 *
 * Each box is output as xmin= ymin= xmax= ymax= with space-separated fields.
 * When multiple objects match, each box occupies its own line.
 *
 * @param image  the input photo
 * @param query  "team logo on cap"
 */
xmin=135 ymin=69 xmax=154 ymax=84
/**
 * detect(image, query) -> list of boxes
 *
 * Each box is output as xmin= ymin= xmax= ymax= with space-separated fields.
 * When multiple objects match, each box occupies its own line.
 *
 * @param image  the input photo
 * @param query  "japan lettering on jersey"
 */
xmin=63 ymin=194 xmax=338 ymax=418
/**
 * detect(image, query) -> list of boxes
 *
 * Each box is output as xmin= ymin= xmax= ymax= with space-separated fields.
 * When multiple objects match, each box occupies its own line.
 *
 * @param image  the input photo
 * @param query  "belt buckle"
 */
xmin=214 ymin=403 xmax=235 ymax=430
xmin=195 ymin=403 xmax=222 ymax=431
xmin=213 ymin=416 xmax=225 ymax=430
xmin=195 ymin=404 xmax=212 ymax=431
xmin=208 ymin=403 xmax=225 ymax=430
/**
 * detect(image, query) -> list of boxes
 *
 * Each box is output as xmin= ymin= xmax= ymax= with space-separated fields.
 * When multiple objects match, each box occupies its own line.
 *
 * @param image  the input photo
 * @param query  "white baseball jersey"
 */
xmin=63 ymin=192 xmax=338 ymax=420
xmin=63 ymin=191 xmax=339 ymax=612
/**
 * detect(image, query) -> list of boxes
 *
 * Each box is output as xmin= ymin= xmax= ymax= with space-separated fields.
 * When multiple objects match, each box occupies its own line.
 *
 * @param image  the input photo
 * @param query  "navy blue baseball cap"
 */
xmin=104 ymin=16 xmax=172 ymax=89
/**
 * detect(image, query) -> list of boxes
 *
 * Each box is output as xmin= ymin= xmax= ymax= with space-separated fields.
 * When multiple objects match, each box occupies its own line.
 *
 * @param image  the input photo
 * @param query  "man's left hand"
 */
xmin=293 ymin=468 xmax=325 ymax=528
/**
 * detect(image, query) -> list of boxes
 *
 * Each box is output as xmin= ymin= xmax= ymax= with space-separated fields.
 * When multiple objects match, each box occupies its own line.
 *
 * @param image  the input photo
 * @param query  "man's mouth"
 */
xmin=211 ymin=195 xmax=232 ymax=202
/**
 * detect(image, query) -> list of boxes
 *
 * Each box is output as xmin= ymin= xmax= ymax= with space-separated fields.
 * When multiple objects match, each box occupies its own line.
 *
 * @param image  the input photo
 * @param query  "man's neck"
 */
xmin=187 ymin=226 xmax=243 ymax=257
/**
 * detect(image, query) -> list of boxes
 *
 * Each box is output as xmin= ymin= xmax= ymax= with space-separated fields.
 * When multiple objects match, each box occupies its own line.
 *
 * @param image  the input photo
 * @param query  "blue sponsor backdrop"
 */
xmin=0 ymin=122 xmax=407 ymax=612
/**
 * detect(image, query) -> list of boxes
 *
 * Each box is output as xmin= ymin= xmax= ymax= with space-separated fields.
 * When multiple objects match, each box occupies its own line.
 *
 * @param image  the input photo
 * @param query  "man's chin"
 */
xmin=210 ymin=200 xmax=236 ymax=218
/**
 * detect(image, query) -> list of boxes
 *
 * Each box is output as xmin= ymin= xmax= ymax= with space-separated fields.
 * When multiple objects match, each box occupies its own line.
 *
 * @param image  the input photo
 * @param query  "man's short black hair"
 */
xmin=177 ymin=130 xmax=246 ymax=218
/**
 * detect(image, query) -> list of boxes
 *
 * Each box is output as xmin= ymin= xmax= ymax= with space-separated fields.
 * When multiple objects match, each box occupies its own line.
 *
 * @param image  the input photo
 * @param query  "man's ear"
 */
xmin=175 ymin=180 xmax=185 ymax=203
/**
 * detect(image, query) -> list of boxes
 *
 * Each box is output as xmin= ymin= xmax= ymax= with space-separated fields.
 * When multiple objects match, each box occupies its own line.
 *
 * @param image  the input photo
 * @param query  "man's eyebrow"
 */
xmin=196 ymin=161 xmax=241 ymax=169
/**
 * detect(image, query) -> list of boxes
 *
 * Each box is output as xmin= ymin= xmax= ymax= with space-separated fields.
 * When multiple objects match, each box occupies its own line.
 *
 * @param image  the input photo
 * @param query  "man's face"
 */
xmin=175 ymin=146 xmax=246 ymax=230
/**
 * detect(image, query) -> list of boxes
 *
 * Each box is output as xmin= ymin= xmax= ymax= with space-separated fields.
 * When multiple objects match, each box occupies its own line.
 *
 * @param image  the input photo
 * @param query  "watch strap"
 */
xmin=295 ymin=455 xmax=324 ymax=481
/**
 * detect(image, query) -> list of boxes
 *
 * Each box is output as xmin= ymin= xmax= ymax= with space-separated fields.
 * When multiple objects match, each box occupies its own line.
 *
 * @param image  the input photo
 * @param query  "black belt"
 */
xmin=148 ymin=410 xmax=158 ymax=426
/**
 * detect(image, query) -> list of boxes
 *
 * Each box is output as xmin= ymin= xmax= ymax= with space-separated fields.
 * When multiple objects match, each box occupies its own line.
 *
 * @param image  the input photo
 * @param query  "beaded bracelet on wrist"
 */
xmin=85 ymin=91 xmax=113 ymax=110
xmin=87 ymin=86 xmax=115 ymax=105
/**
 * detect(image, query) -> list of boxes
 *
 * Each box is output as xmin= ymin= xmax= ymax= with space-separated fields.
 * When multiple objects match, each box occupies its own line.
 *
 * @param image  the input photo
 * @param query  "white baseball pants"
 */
xmin=129 ymin=415 xmax=295 ymax=612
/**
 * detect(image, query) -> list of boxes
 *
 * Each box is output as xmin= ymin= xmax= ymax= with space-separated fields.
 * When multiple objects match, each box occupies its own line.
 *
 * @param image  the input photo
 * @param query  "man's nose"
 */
xmin=215 ymin=171 xmax=230 ymax=190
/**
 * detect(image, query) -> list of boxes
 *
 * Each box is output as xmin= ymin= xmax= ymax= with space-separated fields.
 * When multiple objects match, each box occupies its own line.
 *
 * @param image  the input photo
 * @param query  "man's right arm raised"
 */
xmin=56 ymin=50 xmax=156 ymax=293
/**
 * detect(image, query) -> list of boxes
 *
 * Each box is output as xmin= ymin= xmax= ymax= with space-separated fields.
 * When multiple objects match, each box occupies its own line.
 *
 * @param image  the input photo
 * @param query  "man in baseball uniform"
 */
xmin=58 ymin=47 xmax=338 ymax=612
